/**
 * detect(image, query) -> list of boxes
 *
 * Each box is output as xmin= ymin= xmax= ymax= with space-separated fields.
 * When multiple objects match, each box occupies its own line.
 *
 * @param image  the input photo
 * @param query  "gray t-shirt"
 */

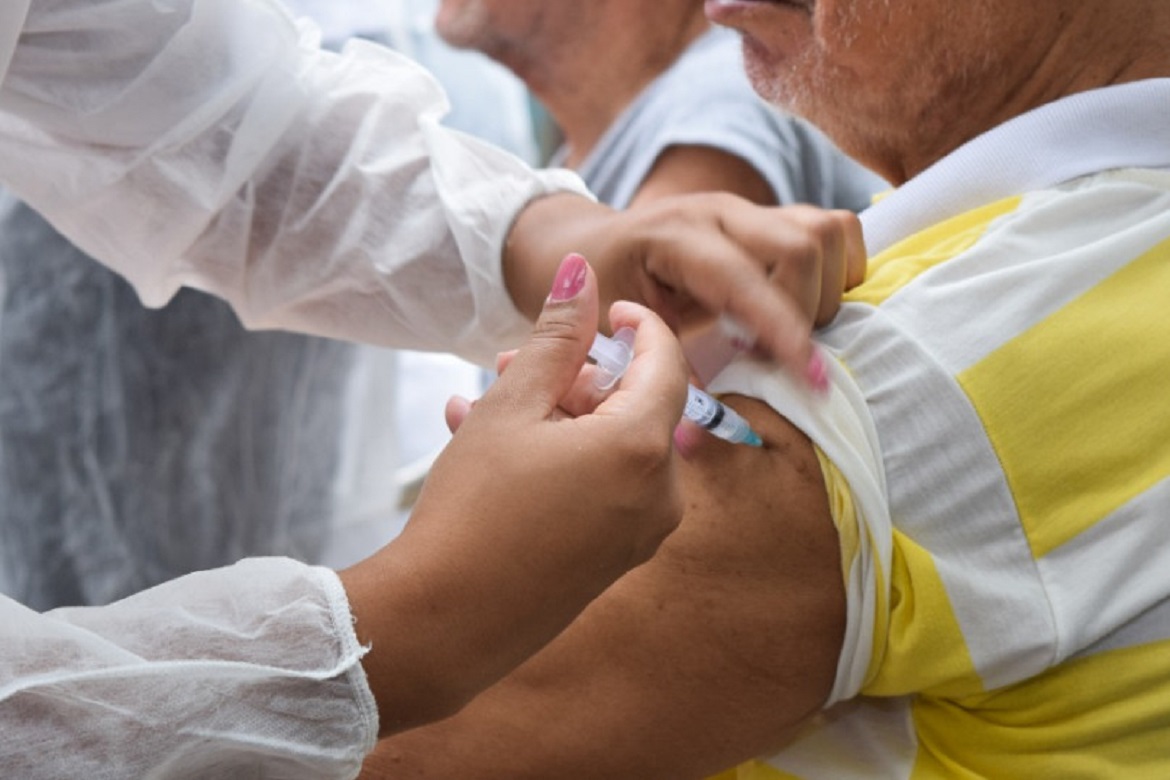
xmin=565 ymin=27 xmax=886 ymax=210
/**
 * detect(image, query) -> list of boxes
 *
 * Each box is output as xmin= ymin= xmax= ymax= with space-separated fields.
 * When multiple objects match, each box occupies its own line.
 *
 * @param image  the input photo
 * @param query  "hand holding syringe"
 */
xmin=590 ymin=329 xmax=763 ymax=448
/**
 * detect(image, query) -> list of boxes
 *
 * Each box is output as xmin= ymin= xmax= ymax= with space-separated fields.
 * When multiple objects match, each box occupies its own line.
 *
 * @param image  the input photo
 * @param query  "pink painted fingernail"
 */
xmin=806 ymin=347 xmax=831 ymax=396
xmin=549 ymin=253 xmax=588 ymax=302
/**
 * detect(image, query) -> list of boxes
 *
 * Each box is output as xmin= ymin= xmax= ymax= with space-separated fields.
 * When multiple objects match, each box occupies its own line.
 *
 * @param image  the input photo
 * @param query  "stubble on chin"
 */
xmin=740 ymin=37 xmax=880 ymax=163
xmin=736 ymin=2 xmax=876 ymax=140
xmin=738 ymin=0 xmax=991 ymax=182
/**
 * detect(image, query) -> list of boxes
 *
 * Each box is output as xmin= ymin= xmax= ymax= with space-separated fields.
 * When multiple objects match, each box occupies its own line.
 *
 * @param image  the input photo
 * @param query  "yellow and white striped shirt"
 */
xmin=709 ymin=79 xmax=1170 ymax=778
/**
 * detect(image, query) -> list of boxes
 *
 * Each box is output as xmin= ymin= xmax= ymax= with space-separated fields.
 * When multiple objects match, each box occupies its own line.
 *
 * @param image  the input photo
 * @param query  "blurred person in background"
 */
xmin=433 ymin=0 xmax=884 ymax=376
xmin=432 ymin=0 xmax=882 ymax=211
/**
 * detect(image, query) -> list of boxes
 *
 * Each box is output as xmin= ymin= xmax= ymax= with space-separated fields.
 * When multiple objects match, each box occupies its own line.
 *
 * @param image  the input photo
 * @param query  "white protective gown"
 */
xmin=0 ymin=0 xmax=588 ymax=776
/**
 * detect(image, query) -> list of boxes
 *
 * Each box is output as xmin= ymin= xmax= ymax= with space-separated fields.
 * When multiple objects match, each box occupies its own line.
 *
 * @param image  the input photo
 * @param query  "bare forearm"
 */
xmin=501 ymin=144 xmax=784 ymax=326
xmin=503 ymin=194 xmax=622 ymax=323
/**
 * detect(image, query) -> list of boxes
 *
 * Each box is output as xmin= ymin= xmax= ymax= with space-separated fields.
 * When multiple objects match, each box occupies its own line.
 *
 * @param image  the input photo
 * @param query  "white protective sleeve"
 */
xmin=0 ymin=0 xmax=590 ymax=366
xmin=0 ymin=557 xmax=378 ymax=778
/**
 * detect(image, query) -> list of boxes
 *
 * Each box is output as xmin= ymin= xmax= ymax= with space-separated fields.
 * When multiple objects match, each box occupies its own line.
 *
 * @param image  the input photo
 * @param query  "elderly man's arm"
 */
xmin=630 ymin=145 xmax=779 ymax=208
xmin=360 ymin=395 xmax=846 ymax=779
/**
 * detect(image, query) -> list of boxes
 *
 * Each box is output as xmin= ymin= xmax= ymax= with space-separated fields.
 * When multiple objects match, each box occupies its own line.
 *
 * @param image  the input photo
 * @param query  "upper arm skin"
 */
xmin=361 ymin=396 xmax=847 ymax=780
xmin=630 ymin=145 xmax=780 ymax=207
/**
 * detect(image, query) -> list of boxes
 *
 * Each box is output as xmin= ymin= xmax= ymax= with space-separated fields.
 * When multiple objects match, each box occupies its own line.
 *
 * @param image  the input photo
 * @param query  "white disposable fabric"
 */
xmin=0 ymin=0 xmax=589 ymax=771
xmin=0 ymin=0 xmax=545 ymax=610
xmin=0 ymin=0 xmax=589 ymax=367
xmin=0 ymin=557 xmax=378 ymax=778
xmin=0 ymin=193 xmax=359 ymax=609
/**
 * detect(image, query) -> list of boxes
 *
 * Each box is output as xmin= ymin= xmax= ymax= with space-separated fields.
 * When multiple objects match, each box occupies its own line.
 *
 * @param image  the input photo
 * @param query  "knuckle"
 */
xmin=791 ymin=205 xmax=851 ymax=244
xmin=774 ymin=241 xmax=822 ymax=279
xmin=625 ymin=430 xmax=674 ymax=474
xmin=530 ymin=313 xmax=583 ymax=355
xmin=808 ymin=211 xmax=845 ymax=243
xmin=606 ymin=431 xmax=674 ymax=498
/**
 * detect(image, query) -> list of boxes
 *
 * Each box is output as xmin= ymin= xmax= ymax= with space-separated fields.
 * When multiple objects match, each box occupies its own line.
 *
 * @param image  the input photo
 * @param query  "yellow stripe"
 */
xmin=816 ymin=447 xmax=860 ymax=582
xmin=848 ymin=197 xmax=1022 ymax=307
xmin=864 ymin=532 xmax=979 ymax=699
xmin=910 ymin=639 xmax=1170 ymax=778
xmin=713 ymin=639 xmax=1170 ymax=779
xmin=958 ymin=237 xmax=1170 ymax=557
xmin=814 ymin=447 xmax=889 ymax=684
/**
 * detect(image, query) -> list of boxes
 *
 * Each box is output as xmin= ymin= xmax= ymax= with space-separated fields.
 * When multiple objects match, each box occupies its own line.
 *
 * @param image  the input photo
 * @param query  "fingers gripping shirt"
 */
xmin=0 ymin=0 xmax=589 ymax=367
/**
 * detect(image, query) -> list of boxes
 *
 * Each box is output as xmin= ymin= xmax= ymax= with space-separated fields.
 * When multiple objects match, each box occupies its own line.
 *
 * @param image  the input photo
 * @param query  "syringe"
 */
xmin=589 ymin=329 xmax=763 ymax=448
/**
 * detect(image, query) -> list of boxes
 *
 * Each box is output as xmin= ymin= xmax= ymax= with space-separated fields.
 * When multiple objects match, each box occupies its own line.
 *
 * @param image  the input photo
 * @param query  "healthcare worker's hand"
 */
xmin=339 ymin=253 xmax=688 ymax=737
xmin=503 ymin=193 xmax=866 ymax=393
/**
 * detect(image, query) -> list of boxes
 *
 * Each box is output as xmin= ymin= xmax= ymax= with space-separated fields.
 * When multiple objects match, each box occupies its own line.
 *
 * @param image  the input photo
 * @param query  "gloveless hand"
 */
xmin=340 ymin=253 xmax=687 ymax=736
xmin=504 ymin=193 xmax=865 ymax=393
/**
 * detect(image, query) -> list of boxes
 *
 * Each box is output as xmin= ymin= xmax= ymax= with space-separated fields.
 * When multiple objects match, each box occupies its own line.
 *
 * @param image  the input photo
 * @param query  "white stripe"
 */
xmin=861 ymin=79 xmax=1170 ymax=255
xmin=1039 ymin=476 xmax=1170 ymax=662
xmin=822 ymin=308 xmax=1056 ymax=689
xmin=762 ymin=696 xmax=917 ymax=779
xmin=1076 ymin=595 xmax=1170 ymax=662
xmin=878 ymin=175 xmax=1170 ymax=375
